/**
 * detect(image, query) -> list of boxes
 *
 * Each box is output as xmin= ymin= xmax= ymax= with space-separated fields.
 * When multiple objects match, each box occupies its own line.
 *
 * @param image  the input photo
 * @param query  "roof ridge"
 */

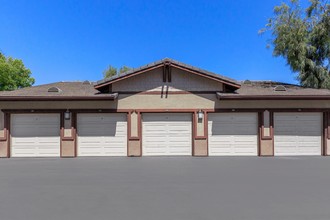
xmin=96 ymin=58 xmax=240 ymax=87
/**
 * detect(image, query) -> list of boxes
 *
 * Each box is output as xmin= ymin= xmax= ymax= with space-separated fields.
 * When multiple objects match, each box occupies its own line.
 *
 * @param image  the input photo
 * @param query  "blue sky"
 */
xmin=0 ymin=0 xmax=308 ymax=85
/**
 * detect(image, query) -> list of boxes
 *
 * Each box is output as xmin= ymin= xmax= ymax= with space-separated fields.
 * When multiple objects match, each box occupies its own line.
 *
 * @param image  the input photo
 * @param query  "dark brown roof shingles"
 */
xmin=0 ymin=82 xmax=102 ymax=97
xmin=0 ymin=80 xmax=329 ymax=100
xmin=219 ymin=81 xmax=330 ymax=97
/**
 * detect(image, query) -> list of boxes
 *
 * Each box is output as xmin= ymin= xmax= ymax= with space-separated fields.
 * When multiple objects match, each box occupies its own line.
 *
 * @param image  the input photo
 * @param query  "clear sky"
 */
xmin=0 ymin=0 xmax=309 ymax=85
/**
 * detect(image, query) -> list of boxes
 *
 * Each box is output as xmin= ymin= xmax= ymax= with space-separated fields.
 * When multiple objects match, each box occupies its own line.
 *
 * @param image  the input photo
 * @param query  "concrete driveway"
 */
xmin=0 ymin=157 xmax=329 ymax=220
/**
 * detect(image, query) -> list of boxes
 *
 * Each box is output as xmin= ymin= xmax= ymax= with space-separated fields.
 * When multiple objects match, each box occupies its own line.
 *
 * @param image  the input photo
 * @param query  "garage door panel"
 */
xmin=11 ymin=114 xmax=60 ymax=157
xmin=77 ymin=113 xmax=127 ymax=156
xmin=274 ymin=113 xmax=322 ymax=156
xmin=142 ymin=113 xmax=192 ymax=156
xmin=208 ymin=113 xmax=258 ymax=156
xmin=12 ymin=128 xmax=59 ymax=137
xmin=211 ymin=146 xmax=233 ymax=154
xmin=78 ymin=125 xmax=119 ymax=136
xmin=211 ymin=125 xmax=256 ymax=136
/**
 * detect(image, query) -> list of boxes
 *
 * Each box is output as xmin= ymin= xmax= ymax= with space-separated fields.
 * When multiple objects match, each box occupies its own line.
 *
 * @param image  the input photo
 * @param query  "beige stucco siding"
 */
xmin=112 ymin=67 xmax=224 ymax=92
xmin=260 ymin=139 xmax=273 ymax=156
xmin=117 ymin=94 xmax=216 ymax=109
xmin=194 ymin=139 xmax=208 ymax=156
xmin=216 ymin=100 xmax=330 ymax=109
xmin=0 ymin=97 xmax=330 ymax=111
xmin=1 ymin=95 xmax=330 ymax=157
xmin=130 ymin=112 xmax=138 ymax=137
xmin=196 ymin=114 xmax=205 ymax=137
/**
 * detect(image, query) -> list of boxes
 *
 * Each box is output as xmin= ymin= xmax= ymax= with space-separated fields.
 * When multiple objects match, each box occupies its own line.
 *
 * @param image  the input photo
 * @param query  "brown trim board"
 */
xmin=70 ymin=109 xmax=131 ymax=113
xmin=325 ymin=112 xmax=329 ymax=155
xmin=72 ymin=112 xmax=78 ymax=157
xmin=7 ymin=113 xmax=10 ymax=158
xmin=0 ymin=96 xmax=118 ymax=101
xmin=60 ymin=112 xmax=75 ymax=141
xmin=117 ymin=91 xmax=219 ymax=95
xmin=171 ymin=64 xmax=240 ymax=89
xmin=193 ymin=110 xmax=208 ymax=140
xmin=260 ymin=111 xmax=273 ymax=141
xmin=0 ymin=112 xmax=8 ymax=141
xmin=127 ymin=111 xmax=141 ymax=140
xmin=217 ymin=95 xmax=330 ymax=100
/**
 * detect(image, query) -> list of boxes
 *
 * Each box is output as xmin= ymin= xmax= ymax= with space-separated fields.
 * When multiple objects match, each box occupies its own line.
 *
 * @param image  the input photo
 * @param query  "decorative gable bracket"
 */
xmin=163 ymin=61 xmax=172 ymax=83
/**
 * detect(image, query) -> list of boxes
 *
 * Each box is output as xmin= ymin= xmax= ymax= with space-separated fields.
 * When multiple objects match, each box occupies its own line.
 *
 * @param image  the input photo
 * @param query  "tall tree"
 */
xmin=260 ymin=0 xmax=330 ymax=88
xmin=0 ymin=53 xmax=35 ymax=91
xmin=103 ymin=65 xmax=132 ymax=78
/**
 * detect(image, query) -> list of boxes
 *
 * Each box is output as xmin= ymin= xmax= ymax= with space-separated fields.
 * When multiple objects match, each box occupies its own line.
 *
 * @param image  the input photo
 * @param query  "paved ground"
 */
xmin=0 ymin=157 xmax=330 ymax=220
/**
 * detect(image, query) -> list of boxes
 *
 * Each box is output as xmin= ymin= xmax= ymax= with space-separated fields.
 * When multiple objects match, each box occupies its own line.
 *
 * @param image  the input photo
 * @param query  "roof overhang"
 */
xmin=216 ymin=92 xmax=330 ymax=100
xmin=0 ymin=93 xmax=119 ymax=101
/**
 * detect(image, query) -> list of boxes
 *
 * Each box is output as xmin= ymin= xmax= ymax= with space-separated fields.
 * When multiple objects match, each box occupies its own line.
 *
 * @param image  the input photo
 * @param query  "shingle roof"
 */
xmin=0 ymin=82 xmax=118 ymax=100
xmin=0 ymin=79 xmax=330 ymax=101
xmin=217 ymin=81 xmax=330 ymax=99
xmin=95 ymin=58 xmax=241 ymax=89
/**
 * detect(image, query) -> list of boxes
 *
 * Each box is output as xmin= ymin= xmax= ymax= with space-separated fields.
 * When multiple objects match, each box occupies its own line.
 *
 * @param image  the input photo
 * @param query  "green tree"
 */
xmin=103 ymin=65 xmax=117 ymax=78
xmin=0 ymin=53 xmax=35 ymax=91
xmin=119 ymin=65 xmax=131 ymax=74
xmin=103 ymin=65 xmax=132 ymax=78
xmin=260 ymin=0 xmax=330 ymax=88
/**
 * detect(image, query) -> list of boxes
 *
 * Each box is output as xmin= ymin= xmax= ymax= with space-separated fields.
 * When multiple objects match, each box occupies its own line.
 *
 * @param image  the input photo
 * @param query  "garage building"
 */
xmin=0 ymin=58 xmax=330 ymax=157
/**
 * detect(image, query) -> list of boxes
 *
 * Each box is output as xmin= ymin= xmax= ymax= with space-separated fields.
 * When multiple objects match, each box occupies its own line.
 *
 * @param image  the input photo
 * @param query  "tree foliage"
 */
xmin=0 ymin=53 xmax=35 ymax=91
xmin=103 ymin=65 xmax=117 ymax=78
xmin=260 ymin=0 xmax=330 ymax=88
xmin=103 ymin=65 xmax=132 ymax=78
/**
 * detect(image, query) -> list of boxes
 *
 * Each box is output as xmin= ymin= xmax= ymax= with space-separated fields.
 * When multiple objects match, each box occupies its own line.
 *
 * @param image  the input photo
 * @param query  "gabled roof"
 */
xmin=95 ymin=58 xmax=241 ymax=90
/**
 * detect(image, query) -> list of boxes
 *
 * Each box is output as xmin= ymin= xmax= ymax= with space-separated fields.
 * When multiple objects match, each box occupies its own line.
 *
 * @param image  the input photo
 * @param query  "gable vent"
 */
xmin=274 ymin=85 xmax=286 ymax=91
xmin=48 ymin=87 xmax=62 ymax=93
xmin=243 ymin=80 xmax=252 ymax=84
xmin=83 ymin=80 xmax=91 ymax=85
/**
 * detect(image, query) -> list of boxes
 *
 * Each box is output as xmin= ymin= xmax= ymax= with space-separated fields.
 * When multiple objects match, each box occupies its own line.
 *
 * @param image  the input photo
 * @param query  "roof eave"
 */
xmin=0 ymin=93 xmax=119 ymax=101
xmin=170 ymin=63 xmax=240 ymax=89
xmin=216 ymin=93 xmax=330 ymax=100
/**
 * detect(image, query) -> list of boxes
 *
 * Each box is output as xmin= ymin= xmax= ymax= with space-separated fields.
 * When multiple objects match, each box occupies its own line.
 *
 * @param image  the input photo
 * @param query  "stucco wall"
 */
xmin=194 ymin=139 xmax=208 ymax=156
xmin=130 ymin=112 xmax=138 ymax=137
xmin=128 ymin=140 xmax=140 ymax=156
xmin=61 ymin=140 xmax=75 ymax=157
xmin=1 ymin=96 xmax=330 ymax=111
xmin=1 ymin=93 xmax=330 ymax=157
xmin=112 ymin=67 xmax=224 ymax=92
xmin=260 ymin=139 xmax=273 ymax=156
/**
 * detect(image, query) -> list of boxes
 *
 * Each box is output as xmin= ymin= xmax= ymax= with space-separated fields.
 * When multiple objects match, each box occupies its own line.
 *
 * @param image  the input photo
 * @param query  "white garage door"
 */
xmin=11 ymin=114 xmax=60 ymax=157
xmin=77 ymin=113 xmax=127 ymax=156
xmin=274 ymin=112 xmax=322 ymax=156
xmin=142 ymin=113 xmax=192 ymax=156
xmin=208 ymin=113 xmax=258 ymax=156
